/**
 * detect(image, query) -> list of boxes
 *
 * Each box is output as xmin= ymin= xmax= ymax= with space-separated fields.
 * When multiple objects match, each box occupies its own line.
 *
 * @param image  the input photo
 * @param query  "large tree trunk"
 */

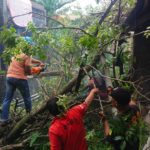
xmin=125 ymin=0 xmax=150 ymax=121
xmin=132 ymin=33 xmax=150 ymax=101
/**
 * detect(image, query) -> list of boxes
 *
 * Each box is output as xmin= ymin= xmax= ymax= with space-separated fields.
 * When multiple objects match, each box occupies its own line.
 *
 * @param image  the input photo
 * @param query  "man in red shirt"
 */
xmin=47 ymin=87 xmax=99 ymax=150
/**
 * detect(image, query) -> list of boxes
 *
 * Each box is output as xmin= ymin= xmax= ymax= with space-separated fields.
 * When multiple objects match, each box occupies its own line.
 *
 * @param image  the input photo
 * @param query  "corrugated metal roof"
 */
xmin=7 ymin=0 xmax=32 ymax=27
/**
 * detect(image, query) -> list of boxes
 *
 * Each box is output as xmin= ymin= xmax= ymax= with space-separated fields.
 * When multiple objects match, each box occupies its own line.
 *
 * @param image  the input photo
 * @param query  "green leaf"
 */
xmin=86 ymin=129 xmax=95 ymax=141
xmin=120 ymin=141 xmax=126 ymax=150
xmin=29 ymin=132 xmax=40 ymax=147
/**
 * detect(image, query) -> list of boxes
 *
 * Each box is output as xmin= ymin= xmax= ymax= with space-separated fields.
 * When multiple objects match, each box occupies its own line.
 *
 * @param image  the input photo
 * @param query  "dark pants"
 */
xmin=1 ymin=77 xmax=31 ymax=121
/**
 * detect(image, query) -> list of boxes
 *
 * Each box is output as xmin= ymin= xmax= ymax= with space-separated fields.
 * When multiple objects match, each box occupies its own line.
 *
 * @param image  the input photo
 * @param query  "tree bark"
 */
xmin=33 ymin=71 xmax=63 ymax=78
xmin=125 ymin=0 xmax=150 ymax=123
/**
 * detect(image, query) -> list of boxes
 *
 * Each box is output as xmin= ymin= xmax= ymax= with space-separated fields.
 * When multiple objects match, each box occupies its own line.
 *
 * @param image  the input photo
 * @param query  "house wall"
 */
xmin=0 ymin=0 xmax=4 ymax=27
xmin=31 ymin=1 xmax=46 ymax=27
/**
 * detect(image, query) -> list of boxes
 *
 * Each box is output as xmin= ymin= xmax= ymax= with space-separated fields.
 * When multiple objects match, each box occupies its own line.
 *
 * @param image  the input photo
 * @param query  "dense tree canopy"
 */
xmin=0 ymin=0 xmax=150 ymax=149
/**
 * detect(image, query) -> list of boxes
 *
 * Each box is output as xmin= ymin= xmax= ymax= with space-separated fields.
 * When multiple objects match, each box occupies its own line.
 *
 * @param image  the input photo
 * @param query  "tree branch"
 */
xmin=6 ymin=12 xmax=65 ymax=27
xmin=33 ymin=71 xmax=63 ymax=78
xmin=0 ymin=138 xmax=28 ymax=150
xmin=36 ymin=26 xmax=94 ymax=37
xmin=99 ymin=0 xmax=118 ymax=25
xmin=94 ymin=0 xmax=118 ymax=36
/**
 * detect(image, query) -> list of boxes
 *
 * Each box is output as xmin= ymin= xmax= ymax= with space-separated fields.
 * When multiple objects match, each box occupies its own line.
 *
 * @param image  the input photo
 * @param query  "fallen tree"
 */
xmin=0 ymin=1 xmax=119 ymax=147
xmin=0 ymin=53 xmax=102 ymax=146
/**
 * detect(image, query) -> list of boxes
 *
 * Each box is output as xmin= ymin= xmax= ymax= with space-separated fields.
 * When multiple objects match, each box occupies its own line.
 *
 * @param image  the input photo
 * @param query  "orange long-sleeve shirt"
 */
xmin=7 ymin=53 xmax=31 ymax=80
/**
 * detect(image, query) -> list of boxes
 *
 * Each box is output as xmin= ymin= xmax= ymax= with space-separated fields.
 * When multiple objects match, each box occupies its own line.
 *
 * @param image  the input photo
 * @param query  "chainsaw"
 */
xmin=31 ymin=64 xmax=46 ymax=75
xmin=26 ymin=64 xmax=47 ymax=76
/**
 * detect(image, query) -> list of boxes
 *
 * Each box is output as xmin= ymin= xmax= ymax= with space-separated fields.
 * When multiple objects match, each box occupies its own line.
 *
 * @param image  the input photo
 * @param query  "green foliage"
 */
xmin=57 ymin=95 xmax=70 ymax=114
xmin=59 ymin=34 xmax=76 ymax=54
xmin=0 ymin=70 xmax=6 ymax=75
xmin=0 ymin=23 xmax=51 ymax=64
xmin=125 ymin=0 xmax=136 ymax=8
xmin=0 ymin=1 xmax=147 ymax=149
xmin=86 ymin=129 xmax=96 ymax=141
xmin=144 ymin=26 xmax=150 ymax=38
xmin=29 ymin=131 xmax=49 ymax=150
xmin=86 ymin=126 xmax=112 ymax=150
xmin=108 ymin=115 xmax=148 ymax=150
xmin=0 ymin=26 xmax=17 ymax=48
xmin=98 ymin=25 xmax=121 ymax=45
xmin=30 ymin=132 xmax=41 ymax=147
xmin=33 ymin=0 xmax=75 ymax=16
xmin=79 ymin=35 xmax=98 ymax=50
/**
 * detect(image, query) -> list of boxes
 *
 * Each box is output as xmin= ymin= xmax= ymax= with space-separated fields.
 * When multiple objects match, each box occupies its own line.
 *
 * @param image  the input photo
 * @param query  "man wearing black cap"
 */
xmin=99 ymin=87 xmax=140 ymax=150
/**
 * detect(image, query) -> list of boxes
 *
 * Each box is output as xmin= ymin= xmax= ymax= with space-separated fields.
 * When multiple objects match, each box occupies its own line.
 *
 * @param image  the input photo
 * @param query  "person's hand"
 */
xmin=107 ymin=86 xmax=113 ymax=95
xmin=87 ymin=78 xmax=95 ymax=91
xmin=91 ymin=88 xmax=99 ymax=94
xmin=40 ymin=62 xmax=45 ymax=67
xmin=88 ymin=78 xmax=95 ymax=86
xmin=99 ymin=111 xmax=106 ymax=121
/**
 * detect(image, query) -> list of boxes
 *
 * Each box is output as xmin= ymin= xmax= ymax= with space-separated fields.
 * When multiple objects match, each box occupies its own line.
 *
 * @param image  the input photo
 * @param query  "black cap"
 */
xmin=111 ymin=87 xmax=131 ymax=106
xmin=47 ymin=97 xmax=60 ymax=116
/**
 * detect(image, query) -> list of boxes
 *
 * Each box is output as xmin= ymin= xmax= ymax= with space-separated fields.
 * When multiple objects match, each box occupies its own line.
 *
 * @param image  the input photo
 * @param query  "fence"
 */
xmin=13 ymin=93 xmax=40 ymax=111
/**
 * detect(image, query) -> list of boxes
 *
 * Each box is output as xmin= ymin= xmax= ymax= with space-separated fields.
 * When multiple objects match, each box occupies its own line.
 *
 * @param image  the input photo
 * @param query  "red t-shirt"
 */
xmin=49 ymin=102 xmax=88 ymax=150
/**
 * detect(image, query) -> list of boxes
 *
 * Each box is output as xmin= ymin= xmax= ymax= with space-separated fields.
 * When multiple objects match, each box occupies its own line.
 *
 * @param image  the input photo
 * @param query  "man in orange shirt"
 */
xmin=0 ymin=53 xmax=43 ymax=125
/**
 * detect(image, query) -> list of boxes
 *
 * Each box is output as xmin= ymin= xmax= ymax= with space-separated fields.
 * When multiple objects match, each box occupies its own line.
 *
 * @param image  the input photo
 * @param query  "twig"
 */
xmin=20 ymin=127 xmax=41 ymax=136
xmin=37 ymin=26 xmax=94 ymax=37
xmin=6 ymin=12 xmax=64 ymax=27
xmin=36 ymin=78 xmax=50 ymax=99
xmin=56 ymin=74 xmax=64 ymax=93
xmin=0 ymin=138 xmax=28 ymax=150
